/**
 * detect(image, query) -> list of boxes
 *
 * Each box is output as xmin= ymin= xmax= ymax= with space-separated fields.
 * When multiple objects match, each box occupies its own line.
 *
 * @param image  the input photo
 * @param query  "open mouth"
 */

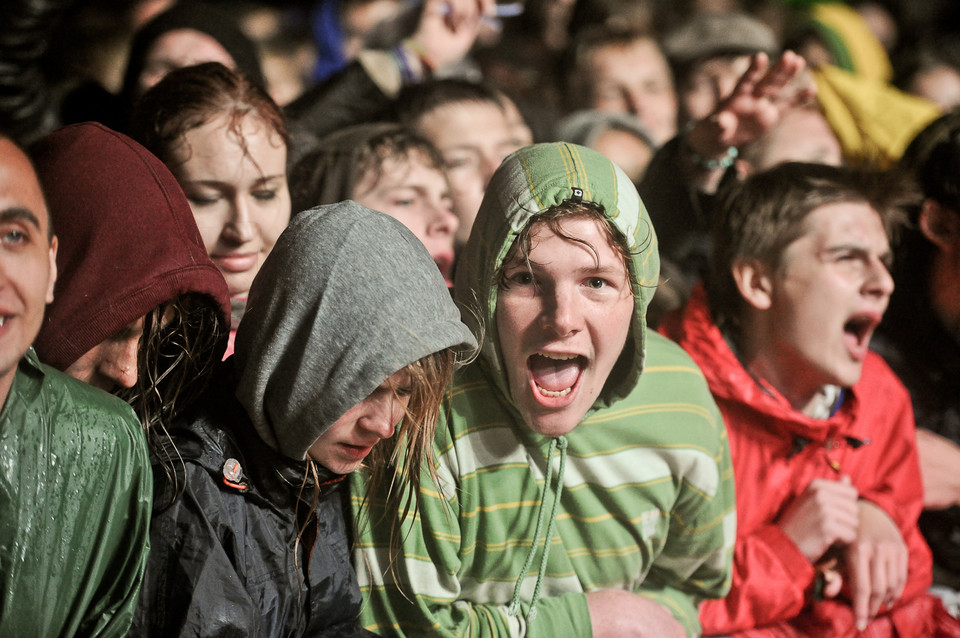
xmin=434 ymin=252 xmax=455 ymax=285
xmin=0 ymin=316 xmax=6 ymax=328
xmin=843 ymin=314 xmax=879 ymax=348
xmin=528 ymin=352 xmax=586 ymax=398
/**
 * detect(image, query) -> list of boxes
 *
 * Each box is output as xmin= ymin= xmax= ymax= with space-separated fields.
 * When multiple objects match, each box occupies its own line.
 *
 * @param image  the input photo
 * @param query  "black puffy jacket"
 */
xmin=131 ymin=363 xmax=377 ymax=637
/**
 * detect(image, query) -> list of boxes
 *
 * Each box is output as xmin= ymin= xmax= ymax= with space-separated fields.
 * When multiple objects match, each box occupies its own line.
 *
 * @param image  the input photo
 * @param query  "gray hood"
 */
xmin=234 ymin=201 xmax=477 ymax=460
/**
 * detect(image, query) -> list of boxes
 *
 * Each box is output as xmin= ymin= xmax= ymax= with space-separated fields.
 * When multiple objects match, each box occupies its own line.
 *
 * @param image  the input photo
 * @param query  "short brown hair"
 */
xmin=706 ymin=162 xmax=914 ymax=334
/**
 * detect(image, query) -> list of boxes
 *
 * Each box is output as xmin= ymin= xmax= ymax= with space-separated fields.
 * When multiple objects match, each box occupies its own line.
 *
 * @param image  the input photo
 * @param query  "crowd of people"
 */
xmin=3 ymin=0 xmax=960 ymax=635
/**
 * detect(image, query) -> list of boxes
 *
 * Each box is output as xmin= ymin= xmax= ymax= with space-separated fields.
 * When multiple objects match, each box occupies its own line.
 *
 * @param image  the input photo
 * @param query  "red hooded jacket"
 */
xmin=664 ymin=285 xmax=957 ymax=637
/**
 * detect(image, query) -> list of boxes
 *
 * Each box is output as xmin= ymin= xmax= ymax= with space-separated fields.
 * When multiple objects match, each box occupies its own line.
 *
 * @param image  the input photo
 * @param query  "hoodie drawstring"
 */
xmin=508 ymin=435 xmax=568 ymax=623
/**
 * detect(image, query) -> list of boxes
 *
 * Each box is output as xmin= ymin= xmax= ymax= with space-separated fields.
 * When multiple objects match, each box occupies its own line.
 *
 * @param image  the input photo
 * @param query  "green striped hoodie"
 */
xmin=352 ymin=143 xmax=735 ymax=637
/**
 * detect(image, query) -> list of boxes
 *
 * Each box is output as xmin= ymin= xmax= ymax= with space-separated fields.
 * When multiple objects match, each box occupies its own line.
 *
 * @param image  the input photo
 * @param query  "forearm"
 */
xmin=917 ymin=428 xmax=960 ymax=510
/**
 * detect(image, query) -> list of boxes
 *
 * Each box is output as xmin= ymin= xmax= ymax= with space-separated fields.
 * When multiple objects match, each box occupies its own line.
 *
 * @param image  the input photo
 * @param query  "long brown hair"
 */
xmin=120 ymin=292 xmax=227 ymax=482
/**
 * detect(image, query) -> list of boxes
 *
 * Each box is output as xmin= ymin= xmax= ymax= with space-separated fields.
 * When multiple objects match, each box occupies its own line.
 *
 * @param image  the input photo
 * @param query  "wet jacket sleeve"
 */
xmin=699 ymin=520 xmax=817 ymax=631
xmin=0 ymin=361 xmax=152 ymax=638
xmin=854 ymin=377 xmax=936 ymax=628
xmin=133 ymin=463 xmax=263 ymax=637
xmin=284 ymin=56 xmax=395 ymax=167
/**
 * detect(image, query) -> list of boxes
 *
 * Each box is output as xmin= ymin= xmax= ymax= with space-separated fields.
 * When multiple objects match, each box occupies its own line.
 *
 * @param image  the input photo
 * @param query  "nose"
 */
xmin=101 ymin=338 xmax=139 ymax=390
xmin=428 ymin=203 xmax=459 ymax=237
xmin=540 ymin=284 xmax=583 ymax=337
xmin=222 ymin=196 xmax=255 ymax=244
xmin=864 ymin=258 xmax=895 ymax=299
xmin=358 ymin=394 xmax=403 ymax=440
xmin=626 ymin=89 xmax=645 ymax=117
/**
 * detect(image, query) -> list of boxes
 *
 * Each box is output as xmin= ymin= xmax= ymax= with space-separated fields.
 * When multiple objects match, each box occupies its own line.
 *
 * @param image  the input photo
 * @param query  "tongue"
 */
xmin=529 ymin=355 xmax=581 ymax=392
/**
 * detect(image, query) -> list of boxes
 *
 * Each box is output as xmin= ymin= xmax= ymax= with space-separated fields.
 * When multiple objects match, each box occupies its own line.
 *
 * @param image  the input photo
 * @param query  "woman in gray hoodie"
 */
xmin=133 ymin=201 xmax=476 ymax=636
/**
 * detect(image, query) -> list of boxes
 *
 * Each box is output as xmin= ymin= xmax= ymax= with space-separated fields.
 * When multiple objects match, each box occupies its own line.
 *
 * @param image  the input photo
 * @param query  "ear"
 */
xmin=731 ymin=258 xmax=773 ymax=311
xmin=46 ymin=235 xmax=58 ymax=304
xmin=919 ymin=199 xmax=960 ymax=252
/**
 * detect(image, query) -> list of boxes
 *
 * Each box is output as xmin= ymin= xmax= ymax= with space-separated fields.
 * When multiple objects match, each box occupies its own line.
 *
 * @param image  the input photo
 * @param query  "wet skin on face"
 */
xmin=496 ymin=216 xmax=634 ymax=438
xmin=307 ymin=369 xmax=413 ymax=474
xmin=173 ymin=112 xmax=291 ymax=300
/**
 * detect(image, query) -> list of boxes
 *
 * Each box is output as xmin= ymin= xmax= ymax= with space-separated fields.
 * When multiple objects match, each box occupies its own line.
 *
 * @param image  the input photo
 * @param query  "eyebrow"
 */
xmin=823 ymin=244 xmax=894 ymax=266
xmin=0 ymin=206 xmax=42 ymax=230
xmin=253 ymin=174 xmax=285 ymax=185
xmin=186 ymin=174 xmax=285 ymax=187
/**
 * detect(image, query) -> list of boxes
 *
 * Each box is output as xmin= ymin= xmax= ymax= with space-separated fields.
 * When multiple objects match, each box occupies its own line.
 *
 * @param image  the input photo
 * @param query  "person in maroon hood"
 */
xmin=31 ymin=122 xmax=231 ymax=448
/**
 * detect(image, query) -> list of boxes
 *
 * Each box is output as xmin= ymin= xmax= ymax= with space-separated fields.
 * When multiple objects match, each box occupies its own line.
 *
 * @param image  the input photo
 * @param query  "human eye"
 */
xmin=444 ymin=153 xmax=476 ymax=171
xmin=585 ymin=277 xmax=608 ymax=290
xmin=252 ymin=189 xmax=277 ymax=202
xmin=186 ymin=192 xmax=220 ymax=206
xmin=1 ymin=227 xmax=28 ymax=245
xmin=509 ymin=270 xmax=535 ymax=286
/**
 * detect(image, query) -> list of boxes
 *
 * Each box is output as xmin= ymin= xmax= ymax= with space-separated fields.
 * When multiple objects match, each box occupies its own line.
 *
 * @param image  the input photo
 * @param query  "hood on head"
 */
xmin=32 ymin=122 xmax=230 ymax=371
xmin=234 ymin=201 xmax=477 ymax=461
xmin=453 ymin=142 xmax=659 ymax=411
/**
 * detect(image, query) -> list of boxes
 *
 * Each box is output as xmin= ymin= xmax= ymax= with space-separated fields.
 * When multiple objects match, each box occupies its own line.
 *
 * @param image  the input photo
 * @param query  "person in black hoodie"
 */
xmin=132 ymin=202 xmax=476 ymax=636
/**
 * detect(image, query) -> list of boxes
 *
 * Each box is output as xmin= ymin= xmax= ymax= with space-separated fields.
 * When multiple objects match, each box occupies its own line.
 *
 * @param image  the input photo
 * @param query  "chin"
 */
xmin=522 ymin=409 xmax=583 ymax=438
xmin=821 ymin=361 xmax=866 ymax=391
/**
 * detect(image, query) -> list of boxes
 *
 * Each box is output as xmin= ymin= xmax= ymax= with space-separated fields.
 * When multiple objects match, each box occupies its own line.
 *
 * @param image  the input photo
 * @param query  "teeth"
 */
xmin=537 ymin=384 xmax=572 ymax=397
xmin=538 ymin=352 xmax=579 ymax=361
xmin=0 ymin=317 xmax=5 ymax=327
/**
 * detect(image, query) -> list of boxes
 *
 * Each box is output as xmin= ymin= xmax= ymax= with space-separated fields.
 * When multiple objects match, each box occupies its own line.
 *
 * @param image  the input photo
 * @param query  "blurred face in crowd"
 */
xmin=352 ymin=150 xmax=459 ymax=285
xmin=496 ymin=216 xmax=634 ymax=437
xmin=741 ymin=107 xmax=843 ymax=175
xmin=908 ymin=65 xmax=960 ymax=112
xmin=586 ymin=38 xmax=678 ymax=146
xmin=172 ymin=112 xmax=291 ymax=299
xmin=138 ymin=29 xmax=237 ymax=96
xmin=414 ymin=101 xmax=523 ymax=249
xmin=592 ymin=128 xmax=654 ymax=184
xmin=0 ymin=139 xmax=57 ymax=401
xmin=679 ymin=53 xmax=753 ymax=124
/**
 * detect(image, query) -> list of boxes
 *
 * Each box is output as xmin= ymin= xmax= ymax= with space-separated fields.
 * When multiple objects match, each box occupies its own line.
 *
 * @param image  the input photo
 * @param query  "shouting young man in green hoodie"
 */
xmin=353 ymin=142 xmax=735 ymax=637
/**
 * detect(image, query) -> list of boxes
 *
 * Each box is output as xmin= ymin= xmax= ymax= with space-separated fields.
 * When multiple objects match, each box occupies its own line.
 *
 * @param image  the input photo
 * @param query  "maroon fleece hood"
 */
xmin=31 ymin=122 xmax=230 ymax=371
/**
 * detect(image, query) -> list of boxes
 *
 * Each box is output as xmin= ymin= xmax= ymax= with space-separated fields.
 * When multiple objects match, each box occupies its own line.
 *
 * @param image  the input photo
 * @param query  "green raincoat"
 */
xmin=0 ymin=349 xmax=151 ymax=636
